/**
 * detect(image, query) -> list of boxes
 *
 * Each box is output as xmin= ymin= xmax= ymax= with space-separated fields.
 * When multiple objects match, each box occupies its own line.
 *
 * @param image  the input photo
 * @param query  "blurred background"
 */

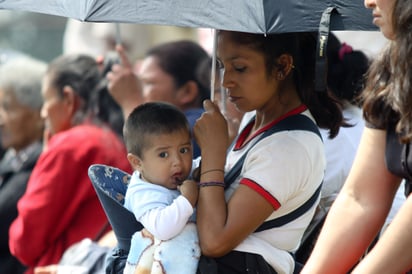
xmin=0 ymin=10 xmax=202 ymax=64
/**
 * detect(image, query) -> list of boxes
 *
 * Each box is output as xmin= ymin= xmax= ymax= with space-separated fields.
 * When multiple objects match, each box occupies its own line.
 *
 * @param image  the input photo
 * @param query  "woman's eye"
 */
xmin=159 ymin=152 xmax=168 ymax=158
xmin=216 ymin=60 xmax=224 ymax=69
xmin=234 ymin=66 xmax=246 ymax=72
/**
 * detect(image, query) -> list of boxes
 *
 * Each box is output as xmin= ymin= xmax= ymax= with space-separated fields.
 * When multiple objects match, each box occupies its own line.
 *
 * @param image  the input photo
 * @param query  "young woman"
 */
xmin=193 ymin=31 xmax=344 ymax=274
xmin=302 ymin=0 xmax=412 ymax=273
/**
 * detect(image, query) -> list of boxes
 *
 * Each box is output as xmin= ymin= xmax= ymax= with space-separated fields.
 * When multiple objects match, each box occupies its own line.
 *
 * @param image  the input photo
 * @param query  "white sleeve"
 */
xmin=138 ymin=195 xmax=194 ymax=240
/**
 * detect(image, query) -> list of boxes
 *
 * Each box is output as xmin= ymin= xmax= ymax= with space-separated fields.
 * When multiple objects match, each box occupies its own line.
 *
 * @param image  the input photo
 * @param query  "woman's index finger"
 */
xmin=115 ymin=44 xmax=132 ymax=68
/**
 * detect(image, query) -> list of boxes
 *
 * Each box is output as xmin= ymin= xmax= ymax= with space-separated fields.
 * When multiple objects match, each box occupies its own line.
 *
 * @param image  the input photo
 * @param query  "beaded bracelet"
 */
xmin=198 ymin=181 xmax=225 ymax=187
xmin=200 ymin=169 xmax=225 ymax=176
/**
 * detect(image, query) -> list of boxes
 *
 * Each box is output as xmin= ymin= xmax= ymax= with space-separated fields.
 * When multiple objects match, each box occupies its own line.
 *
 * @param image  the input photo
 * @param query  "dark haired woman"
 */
xmin=193 ymin=30 xmax=345 ymax=274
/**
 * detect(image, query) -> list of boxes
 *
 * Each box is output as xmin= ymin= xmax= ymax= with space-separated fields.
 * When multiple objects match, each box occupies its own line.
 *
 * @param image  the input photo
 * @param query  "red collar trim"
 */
xmin=234 ymin=104 xmax=307 ymax=150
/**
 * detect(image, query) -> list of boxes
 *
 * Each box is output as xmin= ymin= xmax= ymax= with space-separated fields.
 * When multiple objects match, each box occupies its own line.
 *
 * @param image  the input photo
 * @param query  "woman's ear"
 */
xmin=176 ymin=80 xmax=199 ymax=106
xmin=275 ymin=54 xmax=295 ymax=80
xmin=127 ymin=153 xmax=143 ymax=172
xmin=62 ymin=85 xmax=80 ymax=114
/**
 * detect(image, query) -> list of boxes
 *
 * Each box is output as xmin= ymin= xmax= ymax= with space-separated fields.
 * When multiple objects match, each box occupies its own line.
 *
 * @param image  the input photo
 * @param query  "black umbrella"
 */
xmin=3 ymin=1 xmax=378 ymax=249
xmin=0 ymin=0 xmax=376 ymax=33
xmin=0 ymin=0 xmax=377 ymax=94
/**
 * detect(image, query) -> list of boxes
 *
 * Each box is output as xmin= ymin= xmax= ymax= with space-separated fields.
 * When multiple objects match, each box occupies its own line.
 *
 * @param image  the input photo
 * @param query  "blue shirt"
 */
xmin=184 ymin=108 xmax=204 ymax=158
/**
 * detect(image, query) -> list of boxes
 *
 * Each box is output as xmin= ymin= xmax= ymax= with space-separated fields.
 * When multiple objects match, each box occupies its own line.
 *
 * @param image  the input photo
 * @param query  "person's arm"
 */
xmin=351 ymin=194 xmax=412 ymax=274
xmin=193 ymin=100 xmax=274 ymax=257
xmin=301 ymin=127 xmax=401 ymax=274
xmin=106 ymin=44 xmax=143 ymax=120
xmin=128 ymin=181 xmax=197 ymax=241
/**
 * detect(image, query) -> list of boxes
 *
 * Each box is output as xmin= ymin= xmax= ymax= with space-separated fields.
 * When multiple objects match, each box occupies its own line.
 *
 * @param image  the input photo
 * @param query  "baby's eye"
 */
xmin=180 ymin=147 xmax=191 ymax=154
xmin=159 ymin=152 xmax=169 ymax=158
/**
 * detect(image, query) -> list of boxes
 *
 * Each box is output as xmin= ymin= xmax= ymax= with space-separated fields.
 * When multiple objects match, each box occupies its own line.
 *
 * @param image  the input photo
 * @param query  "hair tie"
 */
xmin=338 ymin=43 xmax=353 ymax=61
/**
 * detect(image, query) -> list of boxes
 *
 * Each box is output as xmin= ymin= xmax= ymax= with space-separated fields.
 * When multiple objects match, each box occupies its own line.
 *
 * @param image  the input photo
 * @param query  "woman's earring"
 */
xmin=277 ymin=72 xmax=284 ymax=80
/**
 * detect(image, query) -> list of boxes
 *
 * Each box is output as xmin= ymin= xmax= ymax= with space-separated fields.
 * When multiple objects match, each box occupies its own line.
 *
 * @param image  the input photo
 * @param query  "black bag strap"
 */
xmin=222 ymin=114 xmax=323 ymax=232
xmin=254 ymin=183 xmax=322 ymax=232
xmin=224 ymin=114 xmax=322 ymax=189
xmin=315 ymin=7 xmax=338 ymax=93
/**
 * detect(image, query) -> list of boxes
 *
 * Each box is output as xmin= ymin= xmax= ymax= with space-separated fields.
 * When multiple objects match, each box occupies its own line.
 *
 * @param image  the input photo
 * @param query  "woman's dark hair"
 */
xmin=123 ymin=102 xmax=190 ymax=156
xmin=47 ymin=54 xmax=123 ymax=135
xmin=327 ymin=33 xmax=370 ymax=106
xmin=92 ymin=82 xmax=124 ymax=137
xmin=146 ymin=40 xmax=210 ymax=106
xmin=220 ymin=31 xmax=345 ymax=138
xmin=362 ymin=0 xmax=412 ymax=142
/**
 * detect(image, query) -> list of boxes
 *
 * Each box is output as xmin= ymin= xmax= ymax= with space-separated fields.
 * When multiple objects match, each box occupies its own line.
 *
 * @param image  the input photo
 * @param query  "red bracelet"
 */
xmin=198 ymin=181 xmax=225 ymax=187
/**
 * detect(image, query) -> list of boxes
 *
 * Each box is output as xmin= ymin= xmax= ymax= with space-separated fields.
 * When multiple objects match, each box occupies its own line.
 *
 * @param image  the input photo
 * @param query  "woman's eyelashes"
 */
xmin=234 ymin=66 xmax=246 ymax=73
xmin=217 ymin=59 xmax=247 ymax=73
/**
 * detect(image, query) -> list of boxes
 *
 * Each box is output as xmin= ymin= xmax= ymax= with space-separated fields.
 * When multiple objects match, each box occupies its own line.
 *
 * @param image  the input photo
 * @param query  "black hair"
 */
xmin=47 ymin=54 xmax=124 ymax=135
xmin=48 ymin=54 xmax=99 ymax=109
xmin=146 ymin=40 xmax=210 ymax=106
xmin=123 ymin=102 xmax=190 ymax=156
xmin=219 ymin=31 xmax=345 ymax=138
xmin=327 ymin=33 xmax=370 ymax=106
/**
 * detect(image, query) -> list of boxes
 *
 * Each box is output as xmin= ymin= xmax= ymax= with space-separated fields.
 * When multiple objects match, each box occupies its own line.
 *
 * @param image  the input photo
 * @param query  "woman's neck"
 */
xmin=253 ymin=91 xmax=302 ymax=131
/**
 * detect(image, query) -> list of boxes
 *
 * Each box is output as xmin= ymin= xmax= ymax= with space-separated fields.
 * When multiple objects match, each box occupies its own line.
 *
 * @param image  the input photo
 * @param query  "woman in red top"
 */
xmin=9 ymin=54 xmax=132 ymax=274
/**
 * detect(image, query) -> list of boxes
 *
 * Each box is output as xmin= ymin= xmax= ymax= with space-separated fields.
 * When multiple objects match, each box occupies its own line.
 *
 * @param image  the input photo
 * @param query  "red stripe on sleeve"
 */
xmin=241 ymin=178 xmax=281 ymax=210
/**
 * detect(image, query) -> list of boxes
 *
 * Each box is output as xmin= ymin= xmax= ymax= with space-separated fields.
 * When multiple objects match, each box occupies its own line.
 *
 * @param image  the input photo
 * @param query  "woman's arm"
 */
xmin=302 ymin=127 xmax=401 ymax=274
xmin=352 ymin=194 xmax=412 ymax=273
xmin=194 ymin=101 xmax=274 ymax=256
xmin=106 ymin=44 xmax=143 ymax=120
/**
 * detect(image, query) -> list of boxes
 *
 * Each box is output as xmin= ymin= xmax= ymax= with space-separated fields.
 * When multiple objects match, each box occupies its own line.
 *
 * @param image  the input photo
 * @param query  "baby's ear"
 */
xmin=191 ymin=166 xmax=201 ymax=182
xmin=127 ymin=153 xmax=142 ymax=171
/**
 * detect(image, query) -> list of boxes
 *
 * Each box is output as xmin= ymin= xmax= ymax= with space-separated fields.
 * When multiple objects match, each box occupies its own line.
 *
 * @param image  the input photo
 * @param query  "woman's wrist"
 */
xmin=200 ymin=169 xmax=225 ymax=176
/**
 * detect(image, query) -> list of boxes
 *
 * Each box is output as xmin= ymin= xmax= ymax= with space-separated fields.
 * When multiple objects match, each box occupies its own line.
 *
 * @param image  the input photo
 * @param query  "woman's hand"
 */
xmin=106 ymin=44 xmax=143 ymax=119
xmin=194 ymin=100 xmax=229 ymax=165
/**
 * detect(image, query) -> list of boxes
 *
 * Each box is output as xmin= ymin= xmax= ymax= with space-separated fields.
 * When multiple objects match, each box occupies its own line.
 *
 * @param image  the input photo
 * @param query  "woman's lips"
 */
xmin=228 ymin=96 xmax=240 ymax=103
xmin=372 ymin=12 xmax=381 ymax=25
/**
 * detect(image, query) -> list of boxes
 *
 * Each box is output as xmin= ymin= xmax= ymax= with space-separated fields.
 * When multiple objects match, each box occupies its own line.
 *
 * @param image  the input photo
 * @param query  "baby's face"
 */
xmin=138 ymin=130 xmax=193 ymax=190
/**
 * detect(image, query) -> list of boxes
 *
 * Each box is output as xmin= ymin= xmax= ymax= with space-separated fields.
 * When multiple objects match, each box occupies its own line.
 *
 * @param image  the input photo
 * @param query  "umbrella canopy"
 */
xmin=0 ymin=0 xmax=377 ymax=33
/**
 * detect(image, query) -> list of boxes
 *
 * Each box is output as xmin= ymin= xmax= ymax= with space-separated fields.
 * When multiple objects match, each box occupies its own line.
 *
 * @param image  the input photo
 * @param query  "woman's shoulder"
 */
xmin=43 ymin=125 xmax=127 ymax=165
xmin=50 ymin=124 xmax=122 ymax=147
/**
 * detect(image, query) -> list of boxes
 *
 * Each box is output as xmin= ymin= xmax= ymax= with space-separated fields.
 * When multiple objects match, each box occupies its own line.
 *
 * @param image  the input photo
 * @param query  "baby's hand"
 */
xmin=178 ymin=179 xmax=199 ymax=208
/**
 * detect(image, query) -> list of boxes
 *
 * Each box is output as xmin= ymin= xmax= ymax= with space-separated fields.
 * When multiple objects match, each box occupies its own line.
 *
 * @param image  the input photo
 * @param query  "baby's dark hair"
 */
xmin=123 ymin=102 xmax=190 ymax=156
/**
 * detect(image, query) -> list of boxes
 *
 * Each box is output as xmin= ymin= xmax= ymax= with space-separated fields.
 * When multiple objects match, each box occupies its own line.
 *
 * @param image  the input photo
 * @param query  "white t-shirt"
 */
xmin=319 ymin=103 xmax=364 ymax=200
xmin=226 ymin=110 xmax=325 ymax=274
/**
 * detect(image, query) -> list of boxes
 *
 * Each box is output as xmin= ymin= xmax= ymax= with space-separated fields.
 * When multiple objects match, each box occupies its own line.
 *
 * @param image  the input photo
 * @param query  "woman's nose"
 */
xmin=40 ymin=104 xmax=47 ymax=119
xmin=221 ymin=70 xmax=234 ymax=89
xmin=364 ymin=0 xmax=376 ymax=9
